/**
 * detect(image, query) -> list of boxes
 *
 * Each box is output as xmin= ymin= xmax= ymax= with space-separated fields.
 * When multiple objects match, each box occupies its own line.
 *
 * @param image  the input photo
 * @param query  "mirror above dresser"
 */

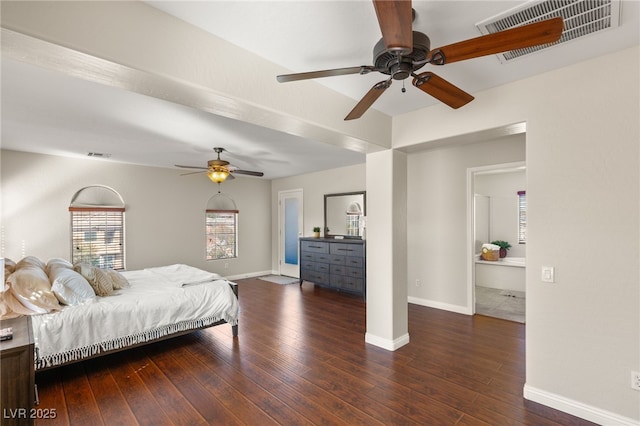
xmin=324 ymin=191 xmax=366 ymax=239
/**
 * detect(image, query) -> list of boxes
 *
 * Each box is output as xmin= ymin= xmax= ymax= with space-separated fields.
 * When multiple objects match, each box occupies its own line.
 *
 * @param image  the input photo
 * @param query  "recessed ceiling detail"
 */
xmin=476 ymin=0 xmax=621 ymax=62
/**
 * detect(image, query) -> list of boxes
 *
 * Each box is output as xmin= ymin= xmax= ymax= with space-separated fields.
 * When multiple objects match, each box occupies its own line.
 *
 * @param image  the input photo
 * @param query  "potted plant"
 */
xmin=313 ymin=227 xmax=321 ymax=238
xmin=491 ymin=240 xmax=512 ymax=258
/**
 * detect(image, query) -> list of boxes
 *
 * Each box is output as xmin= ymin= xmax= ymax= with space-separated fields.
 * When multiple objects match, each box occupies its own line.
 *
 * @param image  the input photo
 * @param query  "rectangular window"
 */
xmin=206 ymin=210 xmax=238 ymax=260
xmin=518 ymin=191 xmax=527 ymax=244
xmin=70 ymin=207 xmax=125 ymax=270
xmin=346 ymin=214 xmax=361 ymax=236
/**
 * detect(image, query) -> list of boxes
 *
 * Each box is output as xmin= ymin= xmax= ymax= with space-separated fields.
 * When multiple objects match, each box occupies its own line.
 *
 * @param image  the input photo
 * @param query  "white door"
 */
xmin=279 ymin=189 xmax=303 ymax=277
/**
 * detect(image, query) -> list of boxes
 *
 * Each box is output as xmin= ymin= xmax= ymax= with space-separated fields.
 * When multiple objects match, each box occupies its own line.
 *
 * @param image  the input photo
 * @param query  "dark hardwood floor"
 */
xmin=34 ymin=278 xmax=595 ymax=425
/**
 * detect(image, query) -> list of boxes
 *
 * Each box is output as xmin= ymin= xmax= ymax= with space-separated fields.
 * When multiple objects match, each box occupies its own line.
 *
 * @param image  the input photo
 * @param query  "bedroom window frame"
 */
xmin=69 ymin=207 xmax=126 ymax=270
xmin=518 ymin=190 xmax=527 ymax=244
xmin=205 ymin=209 xmax=238 ymax=260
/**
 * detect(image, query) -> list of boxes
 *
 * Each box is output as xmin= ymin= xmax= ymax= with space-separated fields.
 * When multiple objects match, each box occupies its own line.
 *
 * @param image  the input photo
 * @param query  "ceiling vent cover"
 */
xmin=476 ymin=0 xmax=620 ymax=62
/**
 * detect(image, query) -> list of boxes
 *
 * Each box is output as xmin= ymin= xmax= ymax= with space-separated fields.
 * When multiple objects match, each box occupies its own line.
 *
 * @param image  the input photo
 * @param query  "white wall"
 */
xmin=475 ymin=169 xmax=526 ymax=258
xmin=397 ymin=46 xmax=640 ymax=424
xmin=0 ymin=150 xmax=272 ymax=277
xmin=406 ymin=135 xmax=526 ymax=312
xmin=2 ymin=1 xmax=638 ymax=421
xmin=270 ymin=163 xmax=365 ymax=272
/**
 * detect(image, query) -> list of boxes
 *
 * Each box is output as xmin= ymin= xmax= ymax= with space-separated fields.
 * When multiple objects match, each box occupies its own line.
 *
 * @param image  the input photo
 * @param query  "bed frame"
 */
xmin=35 ymin=282 xmax=238 ymax=371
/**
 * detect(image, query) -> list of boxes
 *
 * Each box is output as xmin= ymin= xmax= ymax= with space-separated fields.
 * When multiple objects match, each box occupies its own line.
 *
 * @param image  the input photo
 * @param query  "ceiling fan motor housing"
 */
xmin=208 ymin=158 xmax=229 ymax=168
xmin=373 ymin=31 xmax=430 ymax=80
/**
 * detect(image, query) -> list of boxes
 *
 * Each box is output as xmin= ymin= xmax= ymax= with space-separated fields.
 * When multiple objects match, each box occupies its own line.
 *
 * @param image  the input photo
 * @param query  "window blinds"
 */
xmin=517 ymin=191 xmax=527 ymax=244
xmin=205 ymin=210 xmax=238 ymax=260
xmin=69 ymin=207 xmax=125 ymax=270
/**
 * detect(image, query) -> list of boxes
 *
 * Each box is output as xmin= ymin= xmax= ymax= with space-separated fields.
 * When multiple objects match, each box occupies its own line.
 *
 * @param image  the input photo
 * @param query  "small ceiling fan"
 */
xmin=175 ymin=147 xmax=264 ymax=183
xmin=276 ymin=0 xmax=563 ymax=120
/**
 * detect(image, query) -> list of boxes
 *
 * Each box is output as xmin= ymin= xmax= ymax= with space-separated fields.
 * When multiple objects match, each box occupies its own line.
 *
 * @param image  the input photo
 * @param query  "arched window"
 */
xmin=205 ymin=192 xmax=238 ymax=260
xmin=346 ymin=202 xmax=363 ymax=237
xmin=69 ymin=185 xmax=126 ymax=270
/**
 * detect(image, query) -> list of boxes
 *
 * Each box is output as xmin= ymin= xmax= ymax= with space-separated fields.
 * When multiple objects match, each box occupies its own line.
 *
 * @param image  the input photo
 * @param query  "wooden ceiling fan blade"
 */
xmin=429 ymin=17 xmax=563 ymax=65
xmin=180 ymin=170 xmax=207 ymax=176
xmin=277 ymin=66 xmax=368 ymax=83
xmin=345 ymin=80 xmax=391 ymax=121
xmin=232 ymin=169 xmax=264 ymax=177
xmin=412 ymin=72 xmax=474 ymax=109
xmin=175 ymin=164 xmax=207 ymax=170
xmin=373 ymin=0 xmax=413 ymax=54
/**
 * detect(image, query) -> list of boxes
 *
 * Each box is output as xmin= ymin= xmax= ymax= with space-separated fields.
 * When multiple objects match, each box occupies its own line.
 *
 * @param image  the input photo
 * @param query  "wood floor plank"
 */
xmin=186 ymin=333 xmax=351 ymax=425
xmin=178 ymin=341 xmax=285 ymax=425
xmin=59 ymin=365 xmax=103 ymax=425
xmin=142 ymin=341 xmax=243 ymax=425
xmin=83 ymin=357 xmax=138 ymax=425
xmin=33 ymin=369 xmax=69 ymax=426
xmin=129 ymin=350 xmax=207 ymax=425
xmin=105 ymin=350 xmax=181 ymax=425
xmin=33 ymin=277 xmax=597 ymax=425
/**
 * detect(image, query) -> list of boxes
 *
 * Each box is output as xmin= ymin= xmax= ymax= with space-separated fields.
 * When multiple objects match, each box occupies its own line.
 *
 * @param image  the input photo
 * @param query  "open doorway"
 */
xmin=468 ymin=162 xmax=526 ymax=323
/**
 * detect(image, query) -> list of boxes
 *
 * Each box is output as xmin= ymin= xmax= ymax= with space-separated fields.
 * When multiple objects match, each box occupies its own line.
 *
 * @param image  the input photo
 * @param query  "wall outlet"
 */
xmin=631 ymin=371 xmax=640 ymax=391
xmin=415 ymin=279 xmax=421 ymax=287
xmin=224 ymin=262 xmax=229 ymax=269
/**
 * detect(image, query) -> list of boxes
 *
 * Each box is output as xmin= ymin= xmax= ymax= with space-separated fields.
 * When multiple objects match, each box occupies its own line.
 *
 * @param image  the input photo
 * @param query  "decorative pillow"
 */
xmin=50 ymin=268 xmax=95 ymax=305
xmin=7 ymin=266 xmax=60 ymax=313
xmin=74 ymin=264 xmax=114 ymax=297
xmin=45 ymin=258 xmax=73 ymax=276
xmin=3 ymin=258 xmax=16 ymax=275
xmin=3 ymin=258 xmax=15 ymax=291
xmin=106 ymin=269 xmax=130 ymax=290
xmin=15 ymin=256 xmax=46 ymax=271
xmin=0 ymin=285 xmax=39 ymax=319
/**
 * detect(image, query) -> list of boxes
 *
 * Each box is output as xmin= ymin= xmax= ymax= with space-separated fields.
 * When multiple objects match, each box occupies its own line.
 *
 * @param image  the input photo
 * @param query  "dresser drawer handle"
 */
xmin=337 ymin=248 xmax=353 ymax=252
xmin=309 ymin=245 xmax=324 ymax=249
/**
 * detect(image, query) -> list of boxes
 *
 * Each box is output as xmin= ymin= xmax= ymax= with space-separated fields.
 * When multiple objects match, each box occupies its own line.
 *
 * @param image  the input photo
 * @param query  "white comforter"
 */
xmin=31 ymin=265 xmax=239 ymax=369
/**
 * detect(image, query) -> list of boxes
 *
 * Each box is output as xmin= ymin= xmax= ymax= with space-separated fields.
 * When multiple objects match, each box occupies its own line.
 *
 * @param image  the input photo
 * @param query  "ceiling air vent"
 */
xmin=87 ymin=152 xmax=111 ymax=158
xmin=476 ymin=0 xmax=621 ymax=62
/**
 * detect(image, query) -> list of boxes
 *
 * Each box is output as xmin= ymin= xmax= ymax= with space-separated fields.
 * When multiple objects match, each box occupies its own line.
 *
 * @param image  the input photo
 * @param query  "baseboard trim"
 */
xmin=365 ymin=332 xmax=410 ymax=351
xmin=408 ymin=296 xmax=472 ymax=315
xmin=524 ymin=384 xmax=639 ymax=426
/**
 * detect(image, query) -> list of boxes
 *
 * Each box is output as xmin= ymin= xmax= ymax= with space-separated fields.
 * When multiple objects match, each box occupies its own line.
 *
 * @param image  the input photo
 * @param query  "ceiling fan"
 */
xmin=175 ymin=147 xmax=264 ymax=183
xmin=276 ymin=1 xmax=564 ymax=120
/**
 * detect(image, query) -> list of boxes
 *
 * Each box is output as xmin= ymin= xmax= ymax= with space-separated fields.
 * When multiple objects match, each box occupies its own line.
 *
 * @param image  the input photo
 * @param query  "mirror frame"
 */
xmin=324 ymin=191 xmax=366 ymax=239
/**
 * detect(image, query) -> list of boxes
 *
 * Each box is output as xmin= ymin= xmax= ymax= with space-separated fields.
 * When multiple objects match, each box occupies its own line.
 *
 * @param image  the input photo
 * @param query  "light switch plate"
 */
xmin=541 ymin=266 xmax=555 ymax=283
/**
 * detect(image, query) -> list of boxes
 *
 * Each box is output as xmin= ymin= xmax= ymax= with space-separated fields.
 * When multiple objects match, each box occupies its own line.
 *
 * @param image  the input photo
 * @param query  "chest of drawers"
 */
xmin=1 ymin=315 xmax=35 ymax=426
xmin=299 ymin=237 xmax=365 ymax=296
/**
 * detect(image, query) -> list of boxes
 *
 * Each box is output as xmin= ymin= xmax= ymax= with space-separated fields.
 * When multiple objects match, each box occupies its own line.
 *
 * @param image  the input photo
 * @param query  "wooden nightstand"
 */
xmin=1 ymin=315 xmax=35 ymax=426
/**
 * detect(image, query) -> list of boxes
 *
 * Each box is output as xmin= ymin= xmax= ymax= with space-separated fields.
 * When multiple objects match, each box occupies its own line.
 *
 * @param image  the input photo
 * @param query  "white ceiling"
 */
xmin=2 ymin=0 xmax=638 ymax=179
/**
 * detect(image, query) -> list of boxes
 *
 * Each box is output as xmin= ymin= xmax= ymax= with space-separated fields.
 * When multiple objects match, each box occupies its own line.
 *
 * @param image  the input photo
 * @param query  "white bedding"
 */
xmin=31 ymin=265 xmax=239 ymax=369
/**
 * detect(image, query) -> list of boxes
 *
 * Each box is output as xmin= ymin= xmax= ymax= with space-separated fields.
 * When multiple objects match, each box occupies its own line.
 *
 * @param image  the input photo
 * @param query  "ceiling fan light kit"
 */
xmin=207 ymin=168 xmax=230 ymax=183
xmin=276 ymin=0 xmax=564 ymax=120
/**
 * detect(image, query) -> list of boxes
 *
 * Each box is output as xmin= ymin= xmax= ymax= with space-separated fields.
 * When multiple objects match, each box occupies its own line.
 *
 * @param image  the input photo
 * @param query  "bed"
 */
xmin=2 ymin=258 xmax=239 ymax=370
